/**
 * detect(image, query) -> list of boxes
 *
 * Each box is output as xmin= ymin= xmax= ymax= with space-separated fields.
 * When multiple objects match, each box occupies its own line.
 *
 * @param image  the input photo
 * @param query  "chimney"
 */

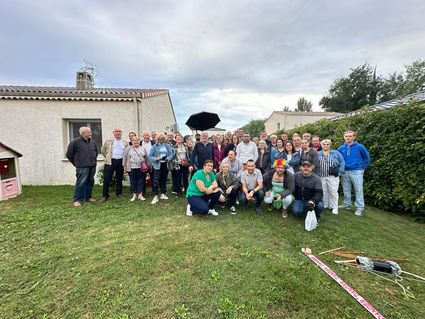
xmin=76 ymin=71 xmax=94 ymax=90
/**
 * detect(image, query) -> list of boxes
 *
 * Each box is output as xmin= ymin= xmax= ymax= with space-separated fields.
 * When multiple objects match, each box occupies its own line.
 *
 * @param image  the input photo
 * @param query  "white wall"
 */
xmin=1 ymin=99 xmax=134 ymax=185
xmin=265 ymin=113 xmax=340 ymax=134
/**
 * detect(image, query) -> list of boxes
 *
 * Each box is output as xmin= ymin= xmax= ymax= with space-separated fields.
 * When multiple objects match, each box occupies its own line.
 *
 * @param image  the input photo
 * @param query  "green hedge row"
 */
xmin=277 ymin=102 xmax=425 ymax=216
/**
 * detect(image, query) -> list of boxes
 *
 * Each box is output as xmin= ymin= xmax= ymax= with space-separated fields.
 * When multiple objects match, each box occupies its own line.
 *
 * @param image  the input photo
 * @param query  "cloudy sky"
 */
xmin=1 ymin=0 xmax=424 ymax=134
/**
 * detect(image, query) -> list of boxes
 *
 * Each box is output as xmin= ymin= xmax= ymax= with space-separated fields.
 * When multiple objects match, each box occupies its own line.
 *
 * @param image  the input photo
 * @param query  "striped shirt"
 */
xmin=318 ymin=154 xmax=332 ymax=177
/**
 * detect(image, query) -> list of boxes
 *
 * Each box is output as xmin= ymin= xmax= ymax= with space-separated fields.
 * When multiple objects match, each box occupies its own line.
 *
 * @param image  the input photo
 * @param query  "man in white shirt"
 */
xmin=100 ymin=128 xmax=128 ymax=202
xmin=236 ymin=132 xmax=258 ymax=164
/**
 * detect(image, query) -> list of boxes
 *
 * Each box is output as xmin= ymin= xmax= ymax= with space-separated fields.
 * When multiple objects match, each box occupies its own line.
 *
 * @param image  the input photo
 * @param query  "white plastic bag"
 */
xmin=305 ymin=210 xmax=317 ymax=231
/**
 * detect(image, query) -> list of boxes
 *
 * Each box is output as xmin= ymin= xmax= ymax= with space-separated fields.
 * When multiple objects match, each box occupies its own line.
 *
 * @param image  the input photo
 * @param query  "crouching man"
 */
xmin=293 ymin=161 xmax=324 ymax=223
xmin=239 ymin=159 xmax=264 ymax=214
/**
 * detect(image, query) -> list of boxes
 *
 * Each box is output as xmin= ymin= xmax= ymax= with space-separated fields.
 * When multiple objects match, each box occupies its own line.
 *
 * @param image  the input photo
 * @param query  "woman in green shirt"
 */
xmin=186 ymin=160 xmax=221 ymax=216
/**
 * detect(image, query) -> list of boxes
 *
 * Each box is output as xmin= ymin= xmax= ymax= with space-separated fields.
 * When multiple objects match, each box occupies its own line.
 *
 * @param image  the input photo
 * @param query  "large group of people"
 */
xmin=66 ymin=126 xmax=370 ymax=225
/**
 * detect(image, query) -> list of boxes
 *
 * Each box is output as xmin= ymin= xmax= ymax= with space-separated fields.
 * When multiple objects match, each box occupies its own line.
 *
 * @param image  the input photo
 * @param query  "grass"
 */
xmin=1 ymin=185 xmax=425 ymax=319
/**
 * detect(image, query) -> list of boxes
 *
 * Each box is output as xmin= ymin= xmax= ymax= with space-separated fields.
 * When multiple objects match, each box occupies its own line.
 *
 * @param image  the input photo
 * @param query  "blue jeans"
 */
xmin=293 ymin=200 xmax=324 ymax=220
xmin=73 ymin=166 xmax=96 ymax=203
xmin=188 ymin=192 xmax=221 ymax=214
xmin=239 ymin=189 xmax=265 ymax=208
xmin=342 ymin=170 xmax=364 ymax=209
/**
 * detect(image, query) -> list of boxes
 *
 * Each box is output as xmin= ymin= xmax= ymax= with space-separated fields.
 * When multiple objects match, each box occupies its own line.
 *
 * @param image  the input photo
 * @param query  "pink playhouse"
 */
xmin=0 ymin=142 xmax=23 ymax=200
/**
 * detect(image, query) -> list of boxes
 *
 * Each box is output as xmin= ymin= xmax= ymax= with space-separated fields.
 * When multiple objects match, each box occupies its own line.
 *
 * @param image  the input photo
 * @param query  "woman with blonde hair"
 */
xmin=317 ymin=139 xmax=345 ymax=215
xmin=215 ymin=161 xmax=239 ymax=214
xmin=256 ymin=139 xmax=271 ymax=174
xmin=123 ymin=136 xmax=149 ymax=201
xmin=149 ymin=133 xmax=173 ymax=204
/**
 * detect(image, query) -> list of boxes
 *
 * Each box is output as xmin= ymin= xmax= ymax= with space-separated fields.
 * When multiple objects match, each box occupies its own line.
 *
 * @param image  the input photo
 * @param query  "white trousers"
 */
xmin=320 ymin=176 xmax=339 ymax=209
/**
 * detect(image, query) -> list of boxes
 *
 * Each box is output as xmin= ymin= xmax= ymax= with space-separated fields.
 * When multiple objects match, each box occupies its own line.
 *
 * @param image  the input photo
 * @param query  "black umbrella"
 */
xmin=185 ymin=111 xmax=221 ymax=131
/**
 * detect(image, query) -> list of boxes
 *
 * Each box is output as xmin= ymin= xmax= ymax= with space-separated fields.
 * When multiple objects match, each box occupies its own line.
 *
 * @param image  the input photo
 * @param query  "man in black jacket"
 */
xmin=293 ymin=161 xmax=324 ymax=222
xmin=66 ymin=126 xmax=98 ymax=207
xmin=190 ymin=132 xmax=214 ymax=173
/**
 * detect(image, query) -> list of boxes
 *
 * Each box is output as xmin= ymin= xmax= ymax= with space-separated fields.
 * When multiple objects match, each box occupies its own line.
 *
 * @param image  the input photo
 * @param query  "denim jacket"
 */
xmin=318 ymin=149 xmax=345 ymax=176
xmin=149 ymin=143 xmax=173 ymax=170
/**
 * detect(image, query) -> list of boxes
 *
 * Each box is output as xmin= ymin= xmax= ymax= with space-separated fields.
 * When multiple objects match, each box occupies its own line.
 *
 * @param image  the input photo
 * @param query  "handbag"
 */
xmin=167 ymin=160 xmax=174 ymax=171
xmin=329 ymin=165 xmax=339 ymax=177
xmin=132 ymin=146 xmax=149 ymax=173
xmin=180 ymin=159 xmax=189 ymax=167
xmin=140 ymin=161 xmax=149 ymax=173
xmin=305 ymin=210 xmax=318 ymax=231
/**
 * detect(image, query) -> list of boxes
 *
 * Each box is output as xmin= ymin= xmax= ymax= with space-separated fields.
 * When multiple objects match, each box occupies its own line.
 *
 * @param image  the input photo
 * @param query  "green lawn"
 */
xmin=1 ymin=186 xmax=424 ymax=319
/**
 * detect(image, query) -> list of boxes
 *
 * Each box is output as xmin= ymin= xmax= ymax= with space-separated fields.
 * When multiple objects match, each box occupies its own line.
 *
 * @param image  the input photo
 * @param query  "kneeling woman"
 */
xmin=263 ymin=158 xmax=295 ymax=218
xmin=186 ymin=160 xmax=221 ymax=216
xmin=215 ymin=161 xmax=239 ymax=214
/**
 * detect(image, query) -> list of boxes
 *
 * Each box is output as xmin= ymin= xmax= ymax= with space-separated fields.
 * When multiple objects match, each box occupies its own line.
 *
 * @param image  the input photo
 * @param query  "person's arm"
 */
xmin=65 ymin=140 xmax=75 ymax=166
xmin=236 ymin=143 xmax=241 ymax=159
xmin=253 ymin=181 xmax=263 ymax=192
xmin=361 ymin=145 xmax=371 ymax=171
xmin=190 ymin=143 xmax=197 ymax=167
xmin=311 ymin=149 xmax=319 ymax=168
xmin=100 ymin=139 xmax=108 ymax=157
xmin=311 ymin=178 xmax=323 ymax=204
xmin=337 ymin=151 xmax=345 ymax=175
xmin=281 ymin=172 xmax=294 ymax=198
xmin=253 ymin=143 xmax=258 ymax=162
xmin=195 ymin=180 xmax=208 ymax=193
xmin=149 ymin=145 xmax=157 ymax=163
xmin=166 ymin=145 xmax=174 ymax=161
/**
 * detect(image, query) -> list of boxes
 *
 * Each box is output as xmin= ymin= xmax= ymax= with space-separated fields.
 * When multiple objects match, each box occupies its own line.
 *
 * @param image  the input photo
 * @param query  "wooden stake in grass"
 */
xmin=319 ymin=246 xmax=345 ymax=255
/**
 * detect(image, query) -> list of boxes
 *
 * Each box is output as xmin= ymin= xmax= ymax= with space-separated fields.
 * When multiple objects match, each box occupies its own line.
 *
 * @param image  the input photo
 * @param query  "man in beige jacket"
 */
xmin=100 ymin=128 xmax=129 ymax=202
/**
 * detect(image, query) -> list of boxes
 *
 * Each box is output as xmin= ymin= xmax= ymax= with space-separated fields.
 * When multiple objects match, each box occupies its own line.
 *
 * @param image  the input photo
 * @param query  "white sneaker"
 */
xmin=354 ymin=209 xmax=364 ymax=216
xmin=230 ymin=206 xmax=237 ymax=215
xmin=130 ymin=194 xmax=137 ymax=202
xmin=331 ymin=208 xmax=338 ymax=215
xmin=138 ymin=194 xmax=146 ymax=201
xmin=208 ymin=209 xmax=219 ymax=216
xmin=151 ymin=195 xmax=159 ymax=204
xmin=186 ymin=204 xmax=193 ymax=216
xmin=160 ymin=193 xmax=168 ymax=200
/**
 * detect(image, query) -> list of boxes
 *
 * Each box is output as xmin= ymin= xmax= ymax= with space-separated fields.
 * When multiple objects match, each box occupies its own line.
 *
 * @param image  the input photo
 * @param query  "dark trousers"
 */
xmin=153 ymin=162 xmax=168 ymax=195
xmin=73 ymin=166 xmax=96 ymax=203
xmin=173 ymin=166 xmax=189 ymax=194
xmin=293 ymin=200 xmax=324 ymax=220
xmin=188 ymin=191 xmax=221 ymax=214
xmin=128 ymin=169 xmax=147 ymax=195
xmin=102 ymin=158 xmax=124 ymax=197
xmin=222 ymin=187 xmax=238 ymax=206
xmin=239 ymin=189 xmax=265 ymax=208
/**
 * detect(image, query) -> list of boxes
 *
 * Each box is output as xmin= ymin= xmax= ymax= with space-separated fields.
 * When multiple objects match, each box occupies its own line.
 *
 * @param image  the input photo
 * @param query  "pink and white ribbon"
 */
xmin=303 ymin=249 xmax=385 ymax=319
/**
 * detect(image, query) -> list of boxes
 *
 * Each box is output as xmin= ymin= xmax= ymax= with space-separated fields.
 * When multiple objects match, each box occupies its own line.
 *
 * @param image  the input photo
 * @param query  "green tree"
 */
xmin=320 ymin=63 xmax=380 ymax=112
xmin=403 ymin=59 xmax=425 ymax=95
xmin=295 ymin=97 xmax=313 ymax=112
xmin=241 ymin=119 xmax=266 ymax=137
xmin=283 ymin=105 xmax=292 ymax=112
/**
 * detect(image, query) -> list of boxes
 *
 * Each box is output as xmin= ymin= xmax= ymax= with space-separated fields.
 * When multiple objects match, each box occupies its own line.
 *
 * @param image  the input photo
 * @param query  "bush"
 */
xmin=277 ymin=102 xmax=425 ymax=216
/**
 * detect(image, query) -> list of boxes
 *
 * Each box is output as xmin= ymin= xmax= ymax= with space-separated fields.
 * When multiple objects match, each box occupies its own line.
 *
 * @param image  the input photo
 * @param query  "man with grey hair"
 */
xmin=100 ymin=127 xmax=129 ymax=202
xmin=66 ymin=126 xmax=98 ymax=207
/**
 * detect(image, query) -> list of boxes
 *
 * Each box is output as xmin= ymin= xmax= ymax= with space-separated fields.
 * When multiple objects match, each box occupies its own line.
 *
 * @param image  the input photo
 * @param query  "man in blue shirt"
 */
xmin=338 ymin=131 xmax=371 ymax=216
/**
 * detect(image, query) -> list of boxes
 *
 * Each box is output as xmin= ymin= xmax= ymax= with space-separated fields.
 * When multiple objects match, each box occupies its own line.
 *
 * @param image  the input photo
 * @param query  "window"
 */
xmin=68 ymin=119 xmax=102 ymax=147
xmin=277 ymin=123 xmax=280 ymax=130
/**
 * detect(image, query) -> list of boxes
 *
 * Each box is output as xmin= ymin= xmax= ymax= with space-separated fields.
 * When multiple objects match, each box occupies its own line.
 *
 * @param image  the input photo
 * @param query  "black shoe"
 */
xmin=255 ymin=206 xmax=262 ymax=215
xmin=100 ymin=197 xmax=108 ymax=203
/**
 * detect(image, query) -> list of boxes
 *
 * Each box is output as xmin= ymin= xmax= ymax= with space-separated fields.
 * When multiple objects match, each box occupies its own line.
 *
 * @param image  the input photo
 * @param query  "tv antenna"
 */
xmin=80 ymin=61 xmax=98 ymax=83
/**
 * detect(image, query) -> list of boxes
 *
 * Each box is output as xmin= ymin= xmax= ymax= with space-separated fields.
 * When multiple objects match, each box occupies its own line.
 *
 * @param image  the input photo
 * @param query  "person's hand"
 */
xmin=308 ymin=200 xmax=315 ymax=210
xmin=275 ymin=194 xmax=281 ymax=201
xmin=156 ymin=156 xmax=161 ymax=161
xmin=189 ymin=166 xmax=193 ymax=172
xmin=219 ymin=194 xmax=226 ymax=202
xmin=226 ymin=186 xmax=232 ymax=195
xmin=265 ymin=191 xmax=271 ymax=197
xmin=205 ymin=187 xmax=212 ymax=195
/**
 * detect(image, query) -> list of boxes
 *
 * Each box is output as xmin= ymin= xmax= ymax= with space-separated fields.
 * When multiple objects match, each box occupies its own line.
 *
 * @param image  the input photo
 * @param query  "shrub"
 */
xmin=277 ymin=102 xmax=425 ymax=216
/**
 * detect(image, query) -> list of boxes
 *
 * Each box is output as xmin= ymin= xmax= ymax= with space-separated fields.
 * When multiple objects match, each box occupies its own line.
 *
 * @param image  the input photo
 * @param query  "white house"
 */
xmin=265 ymin=111 xmax=342 ymax=133
xmin=0 ymin=71 xmax=177 ymax=185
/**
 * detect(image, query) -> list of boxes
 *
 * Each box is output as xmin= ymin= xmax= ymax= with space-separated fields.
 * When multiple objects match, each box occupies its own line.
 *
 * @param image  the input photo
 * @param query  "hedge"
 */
xmin=276 ymin=102 xmax=425 ymax=217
